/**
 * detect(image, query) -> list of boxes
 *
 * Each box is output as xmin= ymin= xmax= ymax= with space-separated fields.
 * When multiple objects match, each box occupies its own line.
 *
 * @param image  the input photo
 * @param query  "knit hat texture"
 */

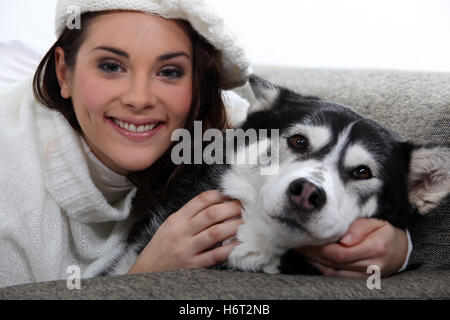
xmin=55 ymin=0 xmax=251 ymax=89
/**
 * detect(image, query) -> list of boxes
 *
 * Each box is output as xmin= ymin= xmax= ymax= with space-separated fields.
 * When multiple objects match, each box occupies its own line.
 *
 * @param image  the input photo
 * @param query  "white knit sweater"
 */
xmin=0 ymin=79 xmax=138 ymax=288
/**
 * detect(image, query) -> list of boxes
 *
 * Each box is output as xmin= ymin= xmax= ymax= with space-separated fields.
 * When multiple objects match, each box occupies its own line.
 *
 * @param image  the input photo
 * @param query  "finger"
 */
xmin=192 ymin=240 xmax=239 ymax=268
xmin=321 ymin=257 xmax=382 ymax=273
xmin=297 ymin=245 xmax=359 ymax=269
xmin=190 ymin=200 xmax=242 ymax=235
xmin=307 ymin=260 xmax=367 ymax=278
xmin=330 ymin=268 xmax=368 ymax=278
xmin=340 ymin=218 xmax=386 ymax=247
xmin=178 ymin=190 xmax=229 ymax=219
xmin=297 ymin=243 xmax=365 ymax=265
xmin=306 ymin=260 xmax=341 ymax=276
xmin=297 ymin=234 xmax=384 ymax=267
xmin=295 ymin=246 xmax=336 ymax=267
xmin=193 ymin=218 xmax=243 ymax=253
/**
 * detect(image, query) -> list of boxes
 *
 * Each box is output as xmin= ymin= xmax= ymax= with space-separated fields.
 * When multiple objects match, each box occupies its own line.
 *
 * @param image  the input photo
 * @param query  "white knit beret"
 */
xmin=54 ymin=0 xmax=251 ymax=89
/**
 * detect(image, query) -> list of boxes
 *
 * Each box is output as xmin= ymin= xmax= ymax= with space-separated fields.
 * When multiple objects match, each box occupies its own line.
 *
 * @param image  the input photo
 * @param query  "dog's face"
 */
xmin=222 ymin=76 xmax=450 ymax=249
xmin=259 ymin=111 xmax=394 ymax=245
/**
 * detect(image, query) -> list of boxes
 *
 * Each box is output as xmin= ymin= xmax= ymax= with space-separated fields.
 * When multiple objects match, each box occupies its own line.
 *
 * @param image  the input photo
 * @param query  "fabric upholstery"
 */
xmin=1 ymin=268 xmax=449 ymax=300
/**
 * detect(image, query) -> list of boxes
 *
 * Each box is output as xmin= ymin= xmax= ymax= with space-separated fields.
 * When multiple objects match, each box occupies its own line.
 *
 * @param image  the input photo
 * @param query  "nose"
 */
xmin=288 ymin=178 xmax=326 ymax=212
xmin=122 ymin=75 xmax=156 ymax=111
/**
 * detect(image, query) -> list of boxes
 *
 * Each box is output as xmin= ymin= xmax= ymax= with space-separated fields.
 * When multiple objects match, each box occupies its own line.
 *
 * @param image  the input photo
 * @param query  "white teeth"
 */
xmin=113 ymin=118 xmax=159 ymax=133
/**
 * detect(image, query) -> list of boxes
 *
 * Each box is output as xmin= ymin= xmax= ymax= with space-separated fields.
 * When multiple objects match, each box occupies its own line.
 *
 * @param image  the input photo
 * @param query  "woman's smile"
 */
xmin=106 ymin=116 xmax=167 ymax=143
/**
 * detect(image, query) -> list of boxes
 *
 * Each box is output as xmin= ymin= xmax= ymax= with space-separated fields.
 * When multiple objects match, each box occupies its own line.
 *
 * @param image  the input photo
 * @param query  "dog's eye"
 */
xmin=288 ymin=134 xmax=309 ymax=152
xmin=351 ymin=166 xmax=373 ymax=180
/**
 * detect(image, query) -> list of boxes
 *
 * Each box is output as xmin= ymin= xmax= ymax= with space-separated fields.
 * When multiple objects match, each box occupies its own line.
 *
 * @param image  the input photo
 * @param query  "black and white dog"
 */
xmin=106 ymin=75 xmax=450 ymax=275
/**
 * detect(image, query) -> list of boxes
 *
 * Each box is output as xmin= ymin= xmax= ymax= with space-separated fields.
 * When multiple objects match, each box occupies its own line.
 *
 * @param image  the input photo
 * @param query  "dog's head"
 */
xmin=221 ymin=75 xmax=450 ymax=248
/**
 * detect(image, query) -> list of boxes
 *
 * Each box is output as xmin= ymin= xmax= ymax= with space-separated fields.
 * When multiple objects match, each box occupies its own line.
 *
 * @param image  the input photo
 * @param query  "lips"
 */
xmin=106 ymin=116 xmax=166 ymax=143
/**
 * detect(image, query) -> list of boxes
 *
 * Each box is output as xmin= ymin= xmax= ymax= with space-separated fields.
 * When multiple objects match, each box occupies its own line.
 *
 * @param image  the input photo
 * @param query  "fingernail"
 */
xmin=341 ymin=234 xmax=353 ymax=245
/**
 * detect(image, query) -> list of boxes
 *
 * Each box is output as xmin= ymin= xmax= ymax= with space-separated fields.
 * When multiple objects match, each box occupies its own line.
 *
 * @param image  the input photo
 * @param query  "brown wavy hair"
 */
xmin=33 ymin=12 xmax=230 ymax=206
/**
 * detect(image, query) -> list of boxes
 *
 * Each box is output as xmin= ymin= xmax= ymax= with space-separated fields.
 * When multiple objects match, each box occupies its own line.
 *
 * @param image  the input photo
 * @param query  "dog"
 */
xmin=104 ymin=75 xmax=450 ymax=275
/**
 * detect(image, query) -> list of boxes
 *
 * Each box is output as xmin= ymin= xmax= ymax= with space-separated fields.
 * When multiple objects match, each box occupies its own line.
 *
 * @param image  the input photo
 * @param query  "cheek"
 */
xmin=72 ymin=71 xmax=117 ymax=117
xmin=160 ymin=82 xmax=193 ymax=122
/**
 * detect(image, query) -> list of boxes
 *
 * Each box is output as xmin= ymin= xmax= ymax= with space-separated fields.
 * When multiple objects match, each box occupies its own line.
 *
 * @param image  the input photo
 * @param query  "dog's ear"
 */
xmin=248 ymin=75 xmax=280 ymax=114
xmin=407 ymin=144 xmax=450 ymax=214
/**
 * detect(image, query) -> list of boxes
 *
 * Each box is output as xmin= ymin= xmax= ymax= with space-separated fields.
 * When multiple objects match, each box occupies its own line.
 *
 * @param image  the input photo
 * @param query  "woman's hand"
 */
xmin=295 ymin=218 xmax=409 ymax=278
xmin=128 ymin=190 xmax=242 ymax=275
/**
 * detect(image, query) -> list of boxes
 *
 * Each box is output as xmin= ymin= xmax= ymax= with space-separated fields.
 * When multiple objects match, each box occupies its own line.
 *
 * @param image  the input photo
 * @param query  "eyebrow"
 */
xmin=157 ymin=51 xmax=191 ymax=61
xmin=92 ymin=46 xmax=191 ymax=61
xmin=93 ymin=46 xmax=129 ymax=58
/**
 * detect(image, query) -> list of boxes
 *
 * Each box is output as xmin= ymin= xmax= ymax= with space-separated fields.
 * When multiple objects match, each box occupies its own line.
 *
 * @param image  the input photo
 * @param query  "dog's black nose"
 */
xmin=288 ymin=178 xmax=326 ymax=212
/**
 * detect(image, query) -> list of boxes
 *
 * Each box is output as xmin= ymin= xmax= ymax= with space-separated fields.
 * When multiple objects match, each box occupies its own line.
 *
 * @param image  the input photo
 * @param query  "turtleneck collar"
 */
xmin=80 ymin=136 xmax=134 ymax=205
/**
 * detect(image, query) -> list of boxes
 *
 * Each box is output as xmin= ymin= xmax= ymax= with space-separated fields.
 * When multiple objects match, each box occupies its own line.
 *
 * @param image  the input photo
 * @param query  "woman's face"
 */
xmin=56 ymin=12 xmax=193 ymax=175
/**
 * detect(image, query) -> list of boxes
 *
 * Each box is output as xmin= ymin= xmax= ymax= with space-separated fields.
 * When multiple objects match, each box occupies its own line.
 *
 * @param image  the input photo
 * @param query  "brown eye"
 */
xmin=288 ymin=134 xmax=309 ymax=152
xmin=351 ymin=166 xmax=373 ymax=180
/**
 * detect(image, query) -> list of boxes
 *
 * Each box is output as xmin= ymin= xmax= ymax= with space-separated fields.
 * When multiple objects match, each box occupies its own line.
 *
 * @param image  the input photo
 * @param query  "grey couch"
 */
xmin=1 ymin=67 xmax=449 ymax=300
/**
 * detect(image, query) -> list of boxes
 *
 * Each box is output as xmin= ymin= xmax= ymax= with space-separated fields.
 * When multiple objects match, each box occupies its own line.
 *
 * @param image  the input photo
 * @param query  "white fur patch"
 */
xmin=289 ymin=124 xmax=332 ymax=152
xmin=323 ymin=123 xmax=355 ymax=166
xmin=361 ymin=196 xmax=378 ymax=218
xmin=343 ymin=143 xmax=379 ymax=177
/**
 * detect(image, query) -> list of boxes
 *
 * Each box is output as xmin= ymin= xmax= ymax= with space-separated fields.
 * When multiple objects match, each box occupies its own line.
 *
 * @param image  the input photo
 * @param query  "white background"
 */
xmin=0 ymin=0 xmax=449 ymax=72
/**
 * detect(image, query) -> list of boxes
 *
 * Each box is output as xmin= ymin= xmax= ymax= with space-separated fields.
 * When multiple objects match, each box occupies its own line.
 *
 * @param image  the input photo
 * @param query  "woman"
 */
xmin=0 ymin=0 xmax=409 ymax=288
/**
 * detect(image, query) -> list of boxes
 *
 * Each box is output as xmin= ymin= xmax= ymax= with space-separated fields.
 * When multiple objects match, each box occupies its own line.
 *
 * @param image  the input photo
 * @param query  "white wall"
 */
xmin=1 ymin=0 xmax=449 ymax=72
xmin=208 ymin=0 xmax=450 ymax=72
xmin=0 ymin=0 xmax=57 ymax=52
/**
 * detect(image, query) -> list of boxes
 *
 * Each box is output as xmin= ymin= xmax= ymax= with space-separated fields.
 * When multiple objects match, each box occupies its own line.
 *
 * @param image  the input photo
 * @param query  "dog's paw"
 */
xmin=226 ymin=244 xmax=280 ymax=273
xmin=261 ymin=263 xmax=280 ymax=274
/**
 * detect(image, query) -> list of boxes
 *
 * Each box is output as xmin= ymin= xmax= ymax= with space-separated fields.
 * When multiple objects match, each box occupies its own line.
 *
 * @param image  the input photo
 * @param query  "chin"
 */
xmin=116 ymin=152 xmax=164 ymax=174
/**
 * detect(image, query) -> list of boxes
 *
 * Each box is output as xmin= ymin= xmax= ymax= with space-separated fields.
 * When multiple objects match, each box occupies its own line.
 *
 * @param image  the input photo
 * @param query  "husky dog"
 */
xmin=105 ymin=75 xmax=450 ymax=275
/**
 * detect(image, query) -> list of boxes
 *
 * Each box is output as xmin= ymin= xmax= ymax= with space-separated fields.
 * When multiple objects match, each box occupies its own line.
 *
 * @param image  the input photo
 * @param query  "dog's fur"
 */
xmin=104 ymin=75 xmax=450 ymax=275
